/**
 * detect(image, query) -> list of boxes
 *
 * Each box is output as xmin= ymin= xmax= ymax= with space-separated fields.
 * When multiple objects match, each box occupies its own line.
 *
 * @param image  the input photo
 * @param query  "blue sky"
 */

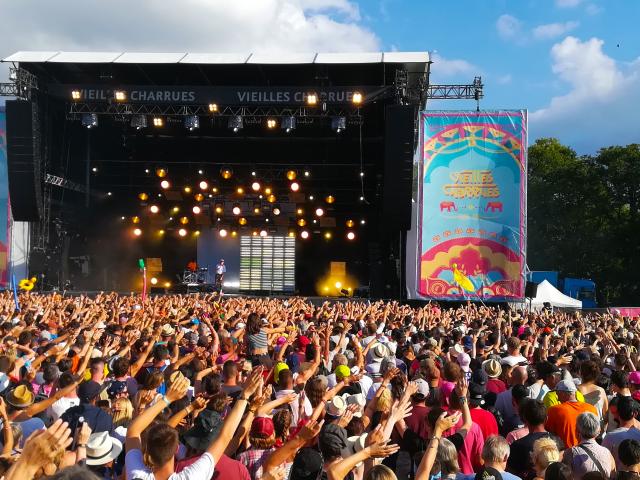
xmin=0 ymin=0 xmax=638 ymax=153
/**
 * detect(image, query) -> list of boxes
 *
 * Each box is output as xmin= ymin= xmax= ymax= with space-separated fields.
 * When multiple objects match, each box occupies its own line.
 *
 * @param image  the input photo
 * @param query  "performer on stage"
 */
xmin=186 ymin=259 xmax=198 ymax=272
xmin=215 ymin=259 xmax=226 ymax=292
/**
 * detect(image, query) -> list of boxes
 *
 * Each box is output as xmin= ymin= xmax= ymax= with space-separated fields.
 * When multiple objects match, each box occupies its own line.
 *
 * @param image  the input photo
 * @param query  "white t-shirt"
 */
xmin=48 ymin=396 xmax=80 ymax=421
xmin=125 ymin=449 xmax=215 ymax=480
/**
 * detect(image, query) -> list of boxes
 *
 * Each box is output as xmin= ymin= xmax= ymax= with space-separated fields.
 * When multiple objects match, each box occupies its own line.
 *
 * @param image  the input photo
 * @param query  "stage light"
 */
xmin=239 ymin=217 xmax=247 ymax=225
xmin=298 ymin=218 xmax=306 ymax=227
xmin=315 ymin=208 xmax=324 ymax=217
xmin=160 ymin=180 xmax=170 ymax=189
xmin=296 ymin=208 xmax=303 ymax=215
xmin=251 ymin=182 xmax=260 ymax=192
xmin=352 ymin=92 xmax=362 ymax=105
xmin=290 ymin=182 xmax=300 ymax=192
xmin=346 ymin=219 xmax=354 ymax=228
xmin=360 ymin=219 xmax=366 ymax=225
xmin=184 ymin=186 xmax=192 ymax=194
xmin=231 ymin=231 xmax=237 ymax=237
xmin=326 ymin=195 xmax=335 ymax=204
xmin=169 ymin=217 xmax=173 ymax=221
xmin=192 ymin=206 xmax=201 ymax=214
xmin=82 ymin=113 xmax=98 ymax=129
xmin=194 ymin=193 xmax=204 ymax=202
xmin=178 ymin=228 xmax=187 ymax=237
xmin=92 ymin=167 xmax=98 ymax=172
xmin=114 ymin=90 xmax=126 ymax=102
xmin=153 ymin=117 xmax=164 ymax=127
xmin=132 ymin=216 xmax=140 ymax=224
xmin=219 ymin=229 xmax=228 ymax=238
xmin=253 ymin=206 xmax=260 ymax=214
xmin=221 ymin=167 xmax=233 ymax=180
xmin=252 ymin=231 xmax=258 ymax=237
xmin=331 ymin=116 xmax=346 ymax=133
xmin=133 ymin=228 xmax=142 ymax=236
xmin=150 ymin=277 xmax=158 ymax=285
xmin=288 ymin=231 xmax=295 ymax=238
xmin=194 ymin=230 xmax=200 ymax=236
xmin=313 ymin=219 xmax=317 ymax=224
xmin=347 ymin=231 xmax=356 ymax=240
xmin=198 ymin=169 xmax=203 ymax=175
xmin=324 ymin=286 xmax=329 ymax=293
xmin=159 ymin=229 xmax=165 ymax=235
xmin=335 ymin=281 xmax=342 ymax=289
xmin=208 ymin=103 xmax=218 ymax=113
xmin=212 ymin=187 xmax=219 ymax=193
xmin=150 ymin=205 xmax=159 ymax=214
xmin=359 ymin=171 xmax=364 ymax=177
xmin=267 ymin=194 xmax=276 ymax=203
xmin=232 ymin=205 xmax=241 ymax=215
xmin=145 ymin=168 xmax=150 ymax=173
xmin=228 ymin=115 xmax=243 ymax=132
xmin=251 ymin=171 xmax=256 ymax=176
xmin=359 ymin=196 xmax=364 ymax=201
xmin=266 ymin=118 xmax=277 ymax=129
xmin=185 ymin=115 xmax=199 ymax=131
xmin=199 ymin=181 xmax=208 ymax=190
xmin=131 ymin=115 xmax=147 ymax=129
xmin=309 ymin=195 xmax=314 ymax=201
xmin=282 ymin=116 xmax=296 ymax=132
xmin=138 ymin=193 xmax=148 ymax=201
xmin=286 ymin=170 xmax=297 ymax=181
xmin=156 ymin=168 xmax=167 ymax=178
xmin=172 ymin=206 xmax=180 ymax=213
xmin=307 ymin=93 xmax=318 ymax=105
xmin=179 ymin=216 xmax=189 ymax=225
xmin=265 ymin=218 xmax=269 ymax=223
xmin=304 ymin=171 xmax=310 ymax=177
xmin=214 ymin=204 xmax=223 ymax=214
xmin=164 ymin=282 xmax=171 ymax=288
xmin=260 ymin=230 xmax=267 ymax=237
xmin=273 ymin=207 xmax=281 ymax=216
xmin=71 ymin=90 xmax=81 ymax=100
xmin=236 ymin=187 xmax=244 ymax=195
xmin=157 ymin=193 xmax=162 ymax=197
xmin=301 ymin=230 xmax=309 ymax=239
xmin=264 ymin=187 xmax=272 ymax=195
xmin=324 ymin=231 xmax=332 ymax=240
xmin=121 ymin=216 xmax=126 ymax=220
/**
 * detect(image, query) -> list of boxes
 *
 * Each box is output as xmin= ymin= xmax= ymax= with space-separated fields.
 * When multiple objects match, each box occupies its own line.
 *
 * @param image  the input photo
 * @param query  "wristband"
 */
xmin=77 ymin=444 xmax=87 ymax=448
xmin=162 ymin=395 xmax=171 ymax=406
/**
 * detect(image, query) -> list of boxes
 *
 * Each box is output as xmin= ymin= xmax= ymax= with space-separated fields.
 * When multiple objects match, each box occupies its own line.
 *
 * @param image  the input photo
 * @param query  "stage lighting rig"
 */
xmin=282 ymin=116 xmax=296 ymax=132
xmin=185 ymin=115 xmax=199 ymax=131
xmin=331 ymin=116 xmax=346 ymax=133
xmin=228 ymin=115 xmax=243 ymax=132
xmin=81 ymin=113 xmax=98 ymax=129
xmin=131 ymin=115 xmax=147 ymax=130
xmin=114 ymin=91 xmax=126 ymax=102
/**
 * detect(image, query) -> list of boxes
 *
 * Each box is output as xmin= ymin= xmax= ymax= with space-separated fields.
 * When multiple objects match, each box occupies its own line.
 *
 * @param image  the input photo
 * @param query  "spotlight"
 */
xmin=81 ymin=113 xmax=98 ymax=129
xmin=266 ymin=118 xmax=277 ymax=129
xmin=92 ymin=167 xmax=98 ymax=172
xmin=215 ymin=204 xmax=223 ymax=214
xmin=286 ymin=170 xmax=297 ymax=181
xmin=267 ymin=194 xmax=276 ymax=203
xmin=192 ymin=206 xmax=201 ymax=214
xmin=150 ymin=277 xmax=158 ymax=285
xmin=335 ymin=281 xmax=342 ymax=289
xmin=133 ymin=228 xmax=142 ymax=236
xmin=264 ymin=187 xmax=272 ymax=195
xmin=131 ymin=115 xmax=147 ymax=129
xmin=288 ymin=231 xmax=295 ymax=238
xmin=212 ymin=187 xmax=219 ymax=193
xmin=138 ymin=193 xmax=148 ymax=201
xmin=282 ymin=116 xmax=296 ymax=132
xmin=315 ymin=208 xmax=324 ymax=217
xmin=290 ymin=182 xmax=300 ymax=192
xmin=298 ymin=218 xmax=306 ymax=227
xmin=156 ymin=168 xmax=167 ymax=178
xmin=313 ymin=219 xmax=317 ymax=224
xmin=172 ymin=206 xmax=180 ymax=213
xmin=178 ymin=228 xmax=187 ymax=237
xmin=309 ymin=195 xmax=314 ymax=201
xmin=360 ymin=219 xmax=366 ymax=225
xmin=296 ymin=208 xmax=303 ymax=215
xmin=153 ymin=117 xmax=164 ymax=127
xmin=253 ymin=204 xmax=261 ymax=214
xmin=185 ymin=115 xmax=199 ymax=131
xmin=231 ymin=231 xmax=237 ymax=237
xmin=198 ymin=169 xmax=203 ymax=175
xmin=150 ymin=205 xmax=159 ymax=214
xmin=164 ymin=281 xmax=171 ymax=288
xmin=331 ymin=116 xmax=346 ymax=133
xmin=307 ymin=93 xmax=318 ymax=106
xmin=324 ymin=231 xmax=332 ymax=240
xmin=184 ymin=186 xmax=192 ymax=194
xmin=325 ymin=195 xmax=335 ymax=204
xmin=208 ymin=103 xmax=218 ymax=113
xmin=347 ymin=231 xmax=356 ymax=240
xmin=359 ymin=171 xmax=364 ymax=177
xmin=260 ymin=230 xmax=268 ymax=237
xmin=352 ymin=92 xmax=363 ymax=105
xmin=251 ymin=182 xmax=260 ymax=192
xmin=346 ymin=219 xmax=355 ymax=228
xmin=114 ymin=90 xmax=126 ymax=102
xmin=179 ymin=217 xmax=189 ymax=224
xmin=220 ymin=167 xmax=233 ymax=180
xmin=121 ymin=216 xmax=126 ymax=220
xmin=132 ymin=216 xmax=140 ymax=224
xmin=219 ymin=229 xmax=228 ymax=238
xmin=236 ymin=187 xmax=244 ymax=195
xmin=301 ymin=230 xmax=309 ymax=239
xmin=228 ymin=115 xmax=243 ymax=132
xmin=232 ymin=205 xmax=241 ymax=215
xmin=251 ymin=171 xmax=256 ymax=176
xmin=194 ymin=193 xmax=204 ymax=202
xmin=160 ymin=180 xmax=170 ymax=189
xmin=199 ymin=181 xmax=208 ymax=190
xmin=359 ymin=196 xmax=364 ymax=202
xmin=304 ymin=171 xmax=310 ymax=177
xmin=145 ymin=168 xmax=150 ymax=173
xmin=239 ymin=217 xmax=247 ymax=225
xmin=159 ymin=229 xmax=165 ymax=235
xmin=71 ymin=90 xmax=81 ymax=100
xmin=273 ymin=207 xmax=281 ymax=216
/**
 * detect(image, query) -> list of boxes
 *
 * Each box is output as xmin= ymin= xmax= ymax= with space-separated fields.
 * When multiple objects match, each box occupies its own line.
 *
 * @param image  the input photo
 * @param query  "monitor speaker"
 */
xmin=6 ymin=100 xmax=42 ymax=221
xmin=525 ymin=281 xmax=538 ymax=298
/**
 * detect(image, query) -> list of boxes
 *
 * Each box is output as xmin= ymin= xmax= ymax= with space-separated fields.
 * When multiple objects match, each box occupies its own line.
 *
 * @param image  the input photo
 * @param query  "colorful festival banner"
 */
xmin=0 ymin=108 xmax=8 ymax=289
xmin=417 ymin=111 xmax=527 ymax=301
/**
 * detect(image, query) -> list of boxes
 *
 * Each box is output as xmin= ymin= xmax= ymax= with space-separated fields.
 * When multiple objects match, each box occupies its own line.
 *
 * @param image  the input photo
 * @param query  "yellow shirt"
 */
xmin=543 ymin=389 xmax=585 ymax=409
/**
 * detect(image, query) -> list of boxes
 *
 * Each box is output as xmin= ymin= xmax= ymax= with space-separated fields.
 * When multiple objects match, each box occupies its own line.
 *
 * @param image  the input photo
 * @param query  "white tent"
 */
xmin=530 ymin=280 xmax=582 ymax=309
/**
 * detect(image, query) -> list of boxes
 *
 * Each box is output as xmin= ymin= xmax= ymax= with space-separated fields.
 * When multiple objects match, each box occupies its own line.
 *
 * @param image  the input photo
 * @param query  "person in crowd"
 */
xmin=532 ymin=437 xmax=561 ymax=480
xmin=545 ymin=379 xmax=598 ymax=448
xmin=603 ymin=396 xmax=640 ymax=470
xmin=562 ymin=412 xmax=615 ymax=479
xmin=616 ymin=439 xmax=640 ymax=479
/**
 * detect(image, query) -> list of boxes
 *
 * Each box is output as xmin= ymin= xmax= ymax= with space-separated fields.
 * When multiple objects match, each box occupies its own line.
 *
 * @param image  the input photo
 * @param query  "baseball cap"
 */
xmin=335 ymin=365 xmax=351 ymax=381
xmin=471 ymin=369 xmax=488 ymax=386
xmin=457 ymin=352 xmax=471 ymax=372
xmin=78 ymin=380 xmax=102 ymax=404
xmin=250 ymin=416 xmax=275 ymax=437
xmin=412 ymin=378 xmax=430 ymax=401
xmin=629 ymin=372 xmax=640 ymax=385
xmin=555 ymin=379 xmax=577 ymax=393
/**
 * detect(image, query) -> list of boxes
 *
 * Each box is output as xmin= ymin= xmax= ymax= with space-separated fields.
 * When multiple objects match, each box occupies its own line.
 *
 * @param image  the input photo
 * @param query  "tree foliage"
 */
xmin=528 ymin=139 xmax=640 ymax=305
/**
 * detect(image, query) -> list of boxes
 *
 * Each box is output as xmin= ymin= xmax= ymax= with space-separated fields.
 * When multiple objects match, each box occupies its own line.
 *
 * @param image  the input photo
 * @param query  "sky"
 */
xmin=0 ymin=0 xmax=638 ymax=153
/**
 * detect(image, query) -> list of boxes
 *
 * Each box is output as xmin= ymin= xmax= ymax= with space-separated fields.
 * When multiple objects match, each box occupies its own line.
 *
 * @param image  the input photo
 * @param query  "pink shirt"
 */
xmin=447 ymin=419 xmax=485 ymax=474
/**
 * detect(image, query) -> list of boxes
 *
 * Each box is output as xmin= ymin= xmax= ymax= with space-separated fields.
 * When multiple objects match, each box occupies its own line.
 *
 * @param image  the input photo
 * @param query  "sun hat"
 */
xmin=371 ymin=343 xmax=388 ymax=361
xmin=5 ymin=385 xmax=34 ymax=408
xmin=482 ymin=358 xmax=502 ymax=378
xmin=457 ymin=352 xmax=471 ymax=373
xmin=335 ymin=365 xmax=351 ymax=381
xmin=182 ymin=410 xmax=224 ymax=451
xmin=250 ymin=416 xmax=275 ymax=437
xmin=325 ymin=396 xmax=347 ymax=417
xmin=85 ymin=432 xmax=123 ymax=466
xmin=161 ymin=324 xmax=175 ymax=336
xmin=449 ymin=344 xmax=464 ymax=357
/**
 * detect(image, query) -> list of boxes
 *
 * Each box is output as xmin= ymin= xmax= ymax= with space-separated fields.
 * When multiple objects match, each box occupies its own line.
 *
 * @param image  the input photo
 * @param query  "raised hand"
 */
xmin=165 ymin=375 xmax=190 ymax=403
xmin=241 ymin=366 xmax=264 ymax=399
xmin=367 ymin=440 xmax=400 ymax=459
xmin=299 ymin=419 xmax=324 ymax=441
xmin=434 ymin=411 xmax=462 ymax=436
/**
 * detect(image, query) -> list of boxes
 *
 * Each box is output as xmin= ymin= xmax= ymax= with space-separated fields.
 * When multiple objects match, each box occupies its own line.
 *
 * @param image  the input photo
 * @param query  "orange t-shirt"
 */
xmin=545 ymin=401 xmax=598 ymax=448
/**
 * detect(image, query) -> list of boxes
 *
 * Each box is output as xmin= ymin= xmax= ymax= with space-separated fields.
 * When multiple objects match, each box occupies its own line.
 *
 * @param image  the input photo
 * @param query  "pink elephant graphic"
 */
xmin=485 ymin=201 xmax=503 ymax=213
xmin=440 ymin=201 xmax=457 ymax=212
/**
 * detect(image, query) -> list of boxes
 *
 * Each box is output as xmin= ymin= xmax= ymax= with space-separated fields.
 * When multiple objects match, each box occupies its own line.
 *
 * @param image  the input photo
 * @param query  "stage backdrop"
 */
xmin=0 ymin=108 xmax=8 ymax=288
xmin=409 ymin=111 xmax=527 ymax=301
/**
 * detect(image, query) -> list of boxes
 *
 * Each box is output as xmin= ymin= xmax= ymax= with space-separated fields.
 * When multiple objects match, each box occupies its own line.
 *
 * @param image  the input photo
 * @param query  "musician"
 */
xmin=186 ymin=259 xmax=198 ymax=272
xmin=215 ymin=259 xmax=226 ymax=291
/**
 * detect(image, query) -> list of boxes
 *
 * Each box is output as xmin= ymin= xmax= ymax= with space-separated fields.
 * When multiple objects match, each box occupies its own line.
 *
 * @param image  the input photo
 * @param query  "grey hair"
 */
xmin=482 ymin=435 xmax=511 ymax=463
xmin=437 ymin=438 xmax=460 ymax=475
xmin=576 ymin=412 xmax=600 ymax=440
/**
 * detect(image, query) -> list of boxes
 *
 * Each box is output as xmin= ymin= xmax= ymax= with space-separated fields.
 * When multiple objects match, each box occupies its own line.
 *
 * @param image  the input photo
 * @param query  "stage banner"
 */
xmin=0 ymin=108 xmax=8 ymax=288
xmin=417 ymin=111 xmax=527 ymax=301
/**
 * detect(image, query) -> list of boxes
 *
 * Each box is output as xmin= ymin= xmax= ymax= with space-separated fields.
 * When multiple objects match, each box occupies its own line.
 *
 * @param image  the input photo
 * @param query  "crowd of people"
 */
xmin=0 ymin=291 xmax=639 ymax=480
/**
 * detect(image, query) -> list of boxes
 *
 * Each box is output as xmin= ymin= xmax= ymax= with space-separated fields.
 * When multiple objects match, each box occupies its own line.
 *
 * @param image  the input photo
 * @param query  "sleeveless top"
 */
xmin=247 ymin=330 xmax=268 ymax=353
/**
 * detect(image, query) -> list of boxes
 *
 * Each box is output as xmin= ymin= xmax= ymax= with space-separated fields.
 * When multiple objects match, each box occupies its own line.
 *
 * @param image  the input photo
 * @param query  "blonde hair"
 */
xmin=532 ymin=437 xmax=560 ymax=474
xmin=365 ymin=465 xmax=397 ymax=480
xmin=112 ymin=397 xmax=133 ymax=428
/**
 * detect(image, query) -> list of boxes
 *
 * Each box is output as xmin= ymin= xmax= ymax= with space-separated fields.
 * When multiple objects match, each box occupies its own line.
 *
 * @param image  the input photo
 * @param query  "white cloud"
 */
xmin=497 ymin=74 xmax=512 ymax=85
xmin=555 ymin=0 xmax=585 ymax=7
xmin=496 ymin=14 xmax=523 ymax=40
xmin=532 ymin=21 xmax=579 ymax=40
xmin=530 ymin=36 xmax=640 ymax=153
xmin=586 ymin=4 xmax=603 ymax=15
xmin=431 ymin=53 xmax=477 ymax=78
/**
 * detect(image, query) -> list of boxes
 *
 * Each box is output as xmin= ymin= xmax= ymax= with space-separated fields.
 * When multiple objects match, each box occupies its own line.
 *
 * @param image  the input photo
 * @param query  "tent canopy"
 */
xmin=530 ymin=280 xmax=582 ymax=309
